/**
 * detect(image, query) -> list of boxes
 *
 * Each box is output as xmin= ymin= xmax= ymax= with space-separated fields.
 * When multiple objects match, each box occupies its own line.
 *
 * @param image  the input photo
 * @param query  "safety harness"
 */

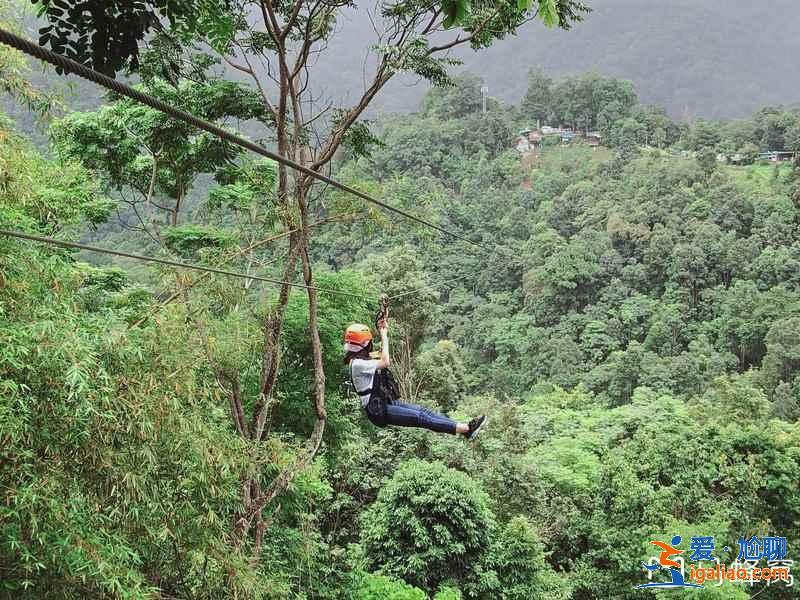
xmin=350 ymin=294 xmax=399 ymax=426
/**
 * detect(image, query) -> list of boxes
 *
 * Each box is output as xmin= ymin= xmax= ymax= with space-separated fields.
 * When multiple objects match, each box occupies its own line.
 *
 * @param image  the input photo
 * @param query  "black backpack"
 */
xmin=351 ymin=366 xmax=400 ymax=427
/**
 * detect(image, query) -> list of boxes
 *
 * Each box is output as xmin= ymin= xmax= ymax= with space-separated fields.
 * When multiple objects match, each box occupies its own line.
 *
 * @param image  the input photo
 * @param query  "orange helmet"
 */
xmin=344 ymin=323 xmax=372 ymax=353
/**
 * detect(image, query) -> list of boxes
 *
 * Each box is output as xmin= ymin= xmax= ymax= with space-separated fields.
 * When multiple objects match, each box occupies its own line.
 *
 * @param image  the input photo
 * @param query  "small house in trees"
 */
xmin=516 ymin=128 xmax=543 ymax=154
xmin=586 ymin=132 xmax=602 ymax=147
xmin=561 ymin=130 xmax=575 ymax=143
xmin=730 ymin=153 xmax=745 ymax=165
xmin=757 ymin=151 xmax=797 ymax=162
xmin=516 ymin=129 xmax=532 ymax=153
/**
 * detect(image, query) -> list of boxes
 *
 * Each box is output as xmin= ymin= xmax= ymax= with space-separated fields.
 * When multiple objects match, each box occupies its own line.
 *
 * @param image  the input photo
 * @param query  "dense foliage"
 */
xmin=2 ymin=4 xmax=800 ymax=597
xmin=517 ymin=70 xmax=800 ymax=158
xmin=33 ymin=0 xmax=589 ymax=76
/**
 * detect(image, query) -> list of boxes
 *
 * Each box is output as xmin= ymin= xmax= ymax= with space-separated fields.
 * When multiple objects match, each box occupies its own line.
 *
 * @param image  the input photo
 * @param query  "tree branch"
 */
xmin=311 ymin=58 xmax=391 ymax=169
xmin=231 ymin=39 xmax=280 ymax=120
xmin=252 ymin=234 xmax=300 ymax=441
xmin=280 ymin=0 xmax=307 ymax=42
xmin=426 ymin=6 xmax=504 ymax=54
xmin=181 ymin=284 xmax=250 ymax=437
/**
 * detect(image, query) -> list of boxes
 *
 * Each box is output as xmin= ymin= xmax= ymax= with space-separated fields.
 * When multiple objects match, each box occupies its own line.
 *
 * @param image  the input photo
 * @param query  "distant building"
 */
xmin=541 ymin=125 xmax=572 ymax=135
xmin=516 ymin=125 xmax=605 ymax=153
xmin=757 ymin=151 xmax=796 ymax=162
xmin=516 ymin=128 xmax=543 ymax=154
xmin=586 ymin=132 xmax=602 ymax=147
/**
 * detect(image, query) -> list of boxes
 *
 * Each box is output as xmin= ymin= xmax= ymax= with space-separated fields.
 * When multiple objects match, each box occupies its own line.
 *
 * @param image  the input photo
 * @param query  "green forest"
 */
xmin=1 ymin=1 xmax=800 ymax=599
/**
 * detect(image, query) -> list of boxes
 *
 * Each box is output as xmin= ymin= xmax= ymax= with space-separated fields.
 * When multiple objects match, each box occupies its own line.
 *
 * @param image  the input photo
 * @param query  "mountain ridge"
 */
xmin=312 ymin=0 xmax=800 ymax=119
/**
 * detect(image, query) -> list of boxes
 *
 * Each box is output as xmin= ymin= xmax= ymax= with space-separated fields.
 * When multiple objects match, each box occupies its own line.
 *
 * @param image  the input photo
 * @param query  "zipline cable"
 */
xmin=388 ymin=273 xmax=474 ymax=300
xmin=0 ymin=28 xmax=487 ymax=252
xmin=0 ymin=229 xmax=377 ymax=300
xmin=126 ymin=211 xmax=363 ymax=328
xmin=0 ymin=29 xmax=525 ymax=304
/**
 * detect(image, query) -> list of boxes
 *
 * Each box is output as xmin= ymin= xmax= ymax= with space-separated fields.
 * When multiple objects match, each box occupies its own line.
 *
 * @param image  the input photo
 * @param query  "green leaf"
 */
xmin=441 ymin=0 xmax=458 ymax=29
xmin=455 ymin=0 xmax=469 ymax=25
xmin=538 ymin=0 xmax=561 ymax=27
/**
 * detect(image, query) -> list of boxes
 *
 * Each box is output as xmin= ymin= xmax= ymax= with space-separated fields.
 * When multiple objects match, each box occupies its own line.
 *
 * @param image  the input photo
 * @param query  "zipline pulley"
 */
xmin=375 ymin=293 xmax=390 ymax=330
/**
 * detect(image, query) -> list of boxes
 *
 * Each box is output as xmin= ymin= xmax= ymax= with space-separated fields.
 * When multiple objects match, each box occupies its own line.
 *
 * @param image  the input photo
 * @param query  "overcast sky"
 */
xmin=311 ymin=0 xmax=800 ymax=119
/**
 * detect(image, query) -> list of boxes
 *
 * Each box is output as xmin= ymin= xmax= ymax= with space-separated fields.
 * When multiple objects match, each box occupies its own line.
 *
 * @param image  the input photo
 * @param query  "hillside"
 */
xmin=312 ymin=0 xmax=800 ymax=119
xmin=2 ymin=2 xmax=800 ymax=598
xmin=3 ymin=65 xmax=800 ymax=596
xmin=4 ymin=0 xmax=800 ymax=133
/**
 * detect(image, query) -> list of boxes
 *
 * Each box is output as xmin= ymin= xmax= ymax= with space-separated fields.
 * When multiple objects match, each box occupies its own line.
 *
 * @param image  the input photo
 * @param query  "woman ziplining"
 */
xmin=344 ymin=298 xmax=487 ymax=439
xmin=0 ymin=27 xmax=503 ymax=441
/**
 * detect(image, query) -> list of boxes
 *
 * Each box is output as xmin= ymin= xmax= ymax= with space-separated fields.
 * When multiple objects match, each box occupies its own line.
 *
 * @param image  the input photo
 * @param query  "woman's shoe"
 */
xmin=465 ymin=415 xmax=487 ymax=440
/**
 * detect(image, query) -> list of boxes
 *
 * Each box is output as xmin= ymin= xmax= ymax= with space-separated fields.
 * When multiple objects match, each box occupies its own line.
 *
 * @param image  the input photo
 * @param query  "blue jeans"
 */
xmin=377 ymin=400 xmax=458 ymax=434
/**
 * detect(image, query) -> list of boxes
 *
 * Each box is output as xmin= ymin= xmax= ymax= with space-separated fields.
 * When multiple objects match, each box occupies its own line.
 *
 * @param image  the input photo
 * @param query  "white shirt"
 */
xmin=350 ymin=358 xmax=379 ymax=407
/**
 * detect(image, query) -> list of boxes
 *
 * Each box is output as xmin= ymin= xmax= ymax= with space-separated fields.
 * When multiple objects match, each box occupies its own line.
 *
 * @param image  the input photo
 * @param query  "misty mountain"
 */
xmin=4 ymin=0 xmax=799 ymax=132
xmin=311 ymin=0 xmax=800 ymax=119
